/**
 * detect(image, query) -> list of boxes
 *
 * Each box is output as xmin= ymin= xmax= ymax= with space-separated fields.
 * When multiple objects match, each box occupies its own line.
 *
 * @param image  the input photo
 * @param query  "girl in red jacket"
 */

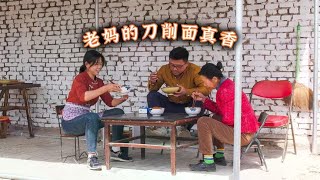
xmin=189 ymin=62 xmax=258 ymax=172
xmin=62 ymin=50 xmax=131 ymax=170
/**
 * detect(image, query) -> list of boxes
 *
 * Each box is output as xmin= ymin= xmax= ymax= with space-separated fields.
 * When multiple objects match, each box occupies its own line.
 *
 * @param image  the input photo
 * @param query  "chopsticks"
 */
xmin=109 ymin=79 xmax=124 ymax=92
xmin=192 ymin=98 xmax=196 ymax=108
xmin=192 ymin=89 xmax=198 ymax=108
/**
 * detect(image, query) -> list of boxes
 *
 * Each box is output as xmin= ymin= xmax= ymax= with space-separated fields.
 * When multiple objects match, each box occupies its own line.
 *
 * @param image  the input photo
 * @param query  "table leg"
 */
xmin=170 ymin=125 xmax=177 ymax=176
xmin=104 ymin=122 xmax=111 ymax=170
xmin=22 ymin=89 xmax=34 ymax=137
xmin=0 ymin=90 xmax=5 ymax=103
xmin=2 ymin=90 xmax=9 ymax=116
xmin=140 ymin=126 xmax=145 ymax=159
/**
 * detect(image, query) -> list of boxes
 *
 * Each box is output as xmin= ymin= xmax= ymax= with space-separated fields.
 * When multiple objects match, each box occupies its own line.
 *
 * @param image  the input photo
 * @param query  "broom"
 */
xmin=284 ymin=23 xmax=313 ymax=111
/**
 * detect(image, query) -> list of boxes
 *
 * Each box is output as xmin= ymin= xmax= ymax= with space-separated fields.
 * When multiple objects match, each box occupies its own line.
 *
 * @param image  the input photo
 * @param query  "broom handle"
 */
xmin=295 ymin=23 xmax=301 ymax=80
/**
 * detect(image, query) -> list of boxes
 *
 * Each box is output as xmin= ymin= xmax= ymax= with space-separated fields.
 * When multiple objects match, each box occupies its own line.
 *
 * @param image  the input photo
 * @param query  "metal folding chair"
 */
xmin=250 ymin=80 xmax=297 ymax=162
xmin=241 ymin=112 xmax=269 ymax=171
xmin=55 ymin=105 xmax=87 ymax=163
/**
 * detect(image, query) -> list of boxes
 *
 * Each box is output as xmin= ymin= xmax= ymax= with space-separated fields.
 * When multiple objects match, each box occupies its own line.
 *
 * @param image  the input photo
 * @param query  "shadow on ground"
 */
xmin=0 ymin=124 xmax=275 ymax=176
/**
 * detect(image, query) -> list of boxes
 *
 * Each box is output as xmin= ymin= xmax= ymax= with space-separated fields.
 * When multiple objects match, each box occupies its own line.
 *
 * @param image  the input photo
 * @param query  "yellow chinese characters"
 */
xmin=121 ymin=24 xmax=138 ymax=42
xmin=220 ymin=31 xmax=238 ymax=48
xmin=200 ymin=26 xmax=218 ymax=45
xmin=181 ymin=24 xmax=198 ymax=41
xmin=82 ymin=23 xmax=238 ymax=48
xmin=101 ymin=26 xmax=120 ymax=45
xmin=142 ymin=23 xmax=158 ymax=40
xmin=161 ymin=22 xmax=178 ymax=40
xmin=83 ymin=31 xmax=100 ymax=48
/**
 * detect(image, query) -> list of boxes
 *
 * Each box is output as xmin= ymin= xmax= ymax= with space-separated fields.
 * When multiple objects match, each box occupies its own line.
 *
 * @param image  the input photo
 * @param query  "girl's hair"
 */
xmin=79 ymin=50 xmax=106 ymax=73
xmin=198 ymin=61 xmax=224 ymax=79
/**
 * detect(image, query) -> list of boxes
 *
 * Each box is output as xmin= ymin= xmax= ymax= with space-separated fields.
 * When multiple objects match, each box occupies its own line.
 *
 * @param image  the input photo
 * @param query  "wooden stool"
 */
xmin=0 ymin=116 xmax=10 ymax=138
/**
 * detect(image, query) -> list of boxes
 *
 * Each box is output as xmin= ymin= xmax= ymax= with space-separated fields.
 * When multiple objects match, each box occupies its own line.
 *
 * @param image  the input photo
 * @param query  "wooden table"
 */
xmin=101 ymin=113 xmax=200 ymax=175
xmin=0 ymin=83 xmax=41 ymax=137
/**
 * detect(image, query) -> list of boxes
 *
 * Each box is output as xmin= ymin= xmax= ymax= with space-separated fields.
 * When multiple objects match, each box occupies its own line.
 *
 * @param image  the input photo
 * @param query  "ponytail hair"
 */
xmin=216 ymin=61 xmax=223 ymax=71
xmin=79 ymin=50 xmax=105 ymax=74
xmin=198 ymin=61 xmax=224 ymax=79
xmin=79 ymin=65 xmax=86 ymax=73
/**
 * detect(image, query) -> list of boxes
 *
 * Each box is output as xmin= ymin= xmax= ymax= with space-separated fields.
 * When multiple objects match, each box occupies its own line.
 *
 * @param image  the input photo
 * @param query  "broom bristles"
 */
xmin=284 ymin=82 xmax=313 ymax=111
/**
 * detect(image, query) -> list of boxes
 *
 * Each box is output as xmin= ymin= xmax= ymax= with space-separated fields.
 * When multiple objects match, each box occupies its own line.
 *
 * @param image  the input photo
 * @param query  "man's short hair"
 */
xmin=169 ymin=47 xmax=189 ymax=62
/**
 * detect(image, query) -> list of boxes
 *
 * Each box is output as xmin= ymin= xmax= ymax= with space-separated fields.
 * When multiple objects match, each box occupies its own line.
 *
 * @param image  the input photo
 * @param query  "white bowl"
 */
xmin=117 ymin=86 xmax=131 ymax=96
xmin=121 ymin=86 xmax=130 ymax=94
xmin=185 ymin=107 xmax=201 ymax=116
xmin=149 ymin=107 xmax=165 ymax=116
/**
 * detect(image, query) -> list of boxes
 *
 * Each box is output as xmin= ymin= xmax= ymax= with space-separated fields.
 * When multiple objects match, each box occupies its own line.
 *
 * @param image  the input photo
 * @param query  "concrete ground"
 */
xmin=0 ymin=125 xmax=320 ymax=180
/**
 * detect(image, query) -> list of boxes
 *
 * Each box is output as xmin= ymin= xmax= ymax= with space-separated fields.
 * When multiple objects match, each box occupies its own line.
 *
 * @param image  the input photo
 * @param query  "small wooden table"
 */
xmin=0 ymin=83 xmax=41 ymax=137
xmin=101 ymin=113 xmax=200 ymax=175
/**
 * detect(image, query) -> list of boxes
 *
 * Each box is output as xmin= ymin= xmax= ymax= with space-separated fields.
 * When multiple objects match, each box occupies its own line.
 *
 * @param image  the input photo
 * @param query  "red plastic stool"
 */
xmin=0 ymin=116 xmax=10 ymax=138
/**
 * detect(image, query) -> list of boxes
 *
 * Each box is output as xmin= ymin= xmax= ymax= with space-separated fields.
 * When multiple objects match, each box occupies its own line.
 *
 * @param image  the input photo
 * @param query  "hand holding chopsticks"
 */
xmin=191 ymin=91 xmax=206 ymax=103
xmin=104 ymin=79 xmax=121 ymax=92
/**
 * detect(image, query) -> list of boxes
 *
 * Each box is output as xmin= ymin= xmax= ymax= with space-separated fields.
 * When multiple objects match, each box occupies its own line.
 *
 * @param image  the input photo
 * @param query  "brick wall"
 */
xmin=0 ymin=0 xmax=319 ymax=135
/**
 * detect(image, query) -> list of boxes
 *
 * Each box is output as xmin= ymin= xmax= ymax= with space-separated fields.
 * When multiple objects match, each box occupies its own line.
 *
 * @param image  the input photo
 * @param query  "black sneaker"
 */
xmin=189 ymin=161 xmax=216 ymax=172
xmin=192 ymin=157 xmax=227 ymax=166
xmin=111 ymin=150 xmax=133 ymax=162
xmin=214 ymin=156 xmax=227 ymax=166
xmin=87 ymin=155 xmax=102 ymax=170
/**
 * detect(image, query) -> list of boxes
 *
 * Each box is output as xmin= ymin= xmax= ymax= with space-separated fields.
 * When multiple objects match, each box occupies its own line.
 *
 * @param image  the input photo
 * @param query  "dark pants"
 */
xmin=62 ymin=108 xmax=128 ymax=155
xmin=147 ymin=91 xmax=203 ymax=130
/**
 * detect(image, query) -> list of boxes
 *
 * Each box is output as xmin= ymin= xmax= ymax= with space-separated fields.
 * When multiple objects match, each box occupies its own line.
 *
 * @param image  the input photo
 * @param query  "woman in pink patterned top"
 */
xmin=189 ymin=62 xmax=258 ymax=172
